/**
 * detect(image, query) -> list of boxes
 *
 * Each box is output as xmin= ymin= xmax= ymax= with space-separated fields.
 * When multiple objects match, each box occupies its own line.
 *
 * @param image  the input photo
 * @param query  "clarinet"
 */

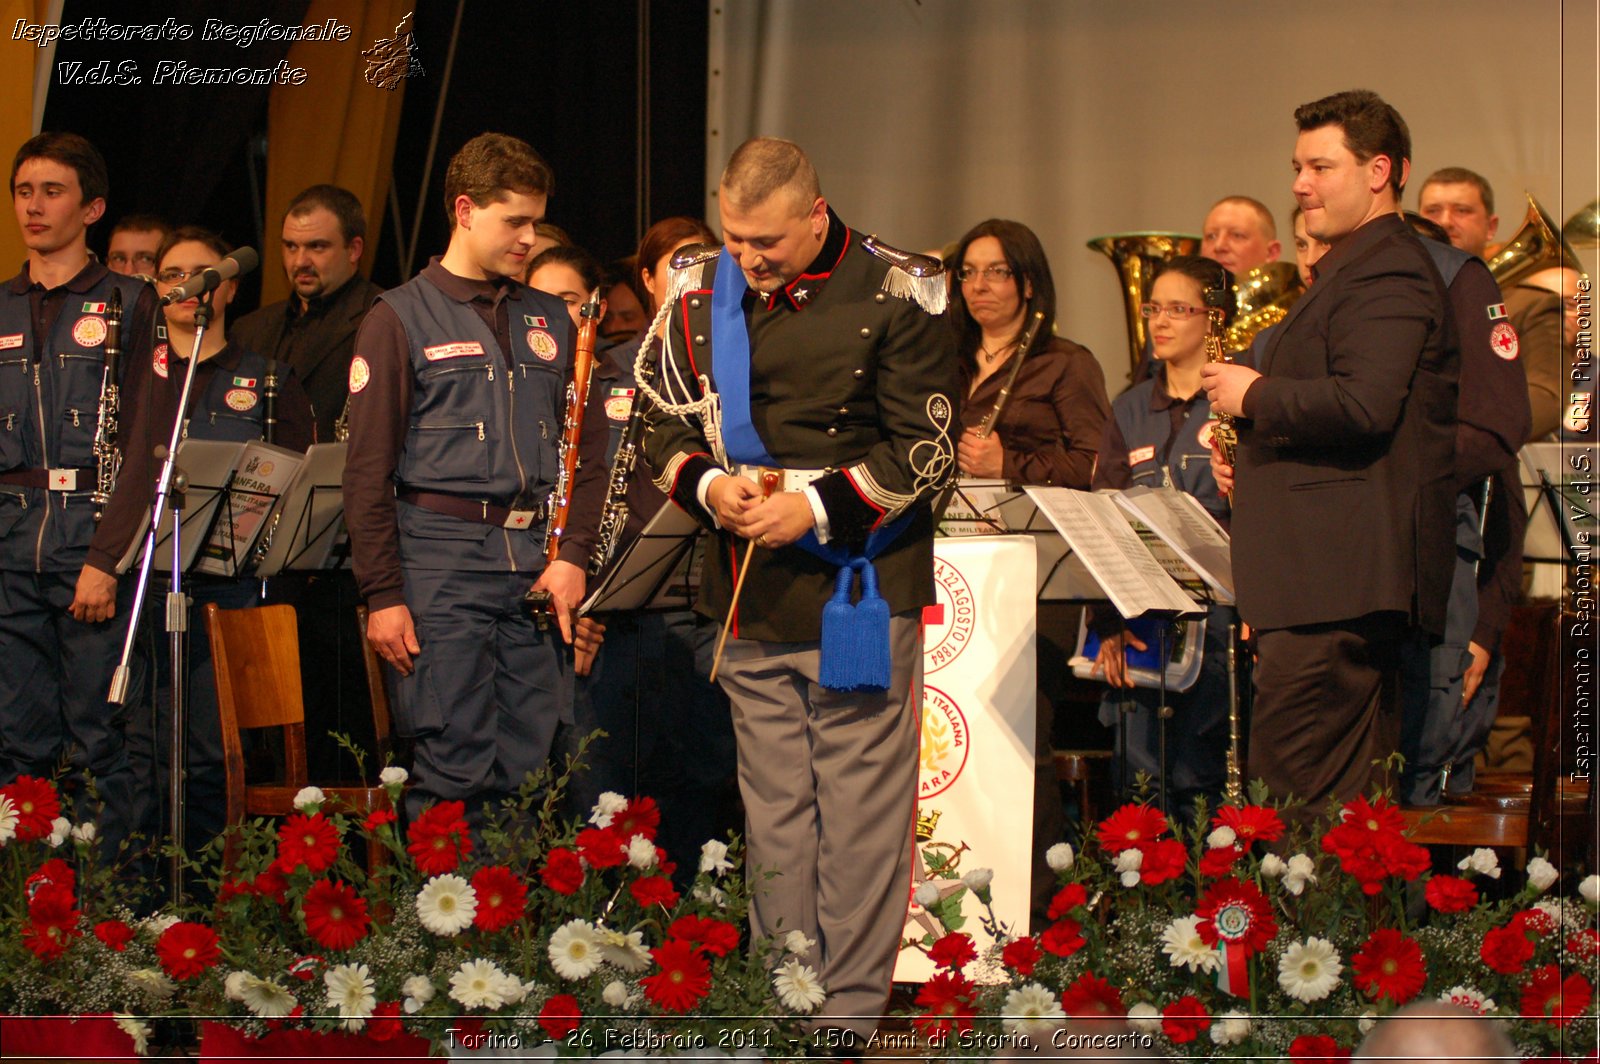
xmin=90 ymin=288 xmax=123 ymax=522
xmin=588 ymin=338 xmax=659 ymax=576
xmin=262 ymin=359 xmax=278 ymax=444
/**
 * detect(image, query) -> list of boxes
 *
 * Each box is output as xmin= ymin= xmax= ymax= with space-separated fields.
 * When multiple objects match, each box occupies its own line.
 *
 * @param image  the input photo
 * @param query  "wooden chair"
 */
xmin=1054 ymin=749 xmax=1113 ymax=825
xmin=1400 ymin=602 xmax=1592 ymax=869
xmin=354 ymin=605 xmax=396 ymax=766
xmin=207 ymin=603 xmax=392 ymax=876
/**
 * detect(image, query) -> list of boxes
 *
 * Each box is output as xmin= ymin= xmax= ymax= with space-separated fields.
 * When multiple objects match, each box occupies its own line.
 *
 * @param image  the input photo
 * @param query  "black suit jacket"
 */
xmin=1232 ymin=213 xmax=1458 ymax=635
xmin=231 ymin=274 xmax=383 ymax=442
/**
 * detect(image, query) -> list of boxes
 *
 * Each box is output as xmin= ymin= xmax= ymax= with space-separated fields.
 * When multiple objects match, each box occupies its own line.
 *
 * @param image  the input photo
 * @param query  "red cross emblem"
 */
xmin=1490 ymin=322 xmax=1519 ymax=360
xmin=513 ymin=515 xmax=526 ymax=526
xmin=55 ymin=474 xmax=68 ymax=487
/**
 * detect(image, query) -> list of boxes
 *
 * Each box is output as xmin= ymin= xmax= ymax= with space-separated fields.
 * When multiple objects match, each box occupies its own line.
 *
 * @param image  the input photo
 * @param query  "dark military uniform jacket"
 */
xmin=642 ymin=212 xmax=959 ymax=642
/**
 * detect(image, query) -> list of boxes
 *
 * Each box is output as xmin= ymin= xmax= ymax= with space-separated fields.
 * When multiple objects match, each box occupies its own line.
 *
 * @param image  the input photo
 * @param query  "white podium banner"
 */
xmin=897 ymin=535 xmax=1037 ymax=982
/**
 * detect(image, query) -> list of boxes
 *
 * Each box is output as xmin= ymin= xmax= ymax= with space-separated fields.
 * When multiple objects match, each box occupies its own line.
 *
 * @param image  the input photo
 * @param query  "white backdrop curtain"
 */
xmin=706 ymin=0 xmax=1598 ymax=386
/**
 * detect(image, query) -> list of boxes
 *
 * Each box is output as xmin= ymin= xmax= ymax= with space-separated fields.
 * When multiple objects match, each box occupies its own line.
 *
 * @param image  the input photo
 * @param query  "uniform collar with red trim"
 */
xmin=755 ymin=209 xmax=850 ymax=313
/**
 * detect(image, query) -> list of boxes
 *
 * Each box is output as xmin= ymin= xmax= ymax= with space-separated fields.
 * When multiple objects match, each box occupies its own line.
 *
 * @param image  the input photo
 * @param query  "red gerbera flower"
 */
xmin=540 ymin=992 xmax=582 ymax=1040
xmin=1424 ymin=874 xmax=1479 ymax=914
xmin=1481 ymin=923 xmax=1536 ymax=975
xmin=470 ymin=865 xmax=528 ymax=932
xmin=1340 ymin=794 xmax=1407 ymax=835
xmin=22 ymin=882 xmax=80 ymax=960
xmin=667 ymin=914 xmax=740 ymax=957
xmin=275 ymin=812 xmax=340 ymax=874
xmin=367 ymin=1000 xmax=403 ymax=1042
xmin=1521 ymin=964 xmax=1595 ymax=1027
xmin=2 ymin=776 xmax=61 ymax=841
xmin=1040 ymin=917 xmax=1085 ymax=958
xmin=1161 ymin=995 xmax=1209 ymax=1044
xmin=928 ymin=932 xmax=977 ymax=971
xmin=1198 ymin=844 xmax=1243 ymax=879
xmin=302 ymin=878 xmax=370 ymax=950
xmin=93 ymin=919 xmax=134 ymax=952
xmin=576 ymin=826 xmax=628 ymax=869
xmin=640 ymin=939 xmax=711 ymax=1012
xmin=1351 ymin=928 xmax=1426 ymax=1005
xmin=1137 ymin=837 xmax=1189 ymax=886
xmin=1046 ymin=883 xmax=1087 ymax=920
xmin=1195 ymin=877 xmax=1278 ymax=958
xmin=1001 ymin=936 xmax=1042 ymax=976
xmin=156 ymin=921 xmax=221 ymax=980
xmin=1289 ymin=1034 xmax=1352 ymax=1062
xmin=540 ymin=847 xmax=584 ymax=895
xmin=629 ymin=874 xmax=679 ymax=910
xmin=1213 ymin=803 xmax=1286 ymax=845
xmin=405 ymin=801 xmax=472 ymax=875
xmin=911 ymin=970 xmax=977 ymax=1039
xmin=1059 ymin=972 xmax=1124 ymax=1017
xmin=611 ymin=796 xmax=661 ymax=841
xmin=1095 ymin=803 xmax=1167 ymax=854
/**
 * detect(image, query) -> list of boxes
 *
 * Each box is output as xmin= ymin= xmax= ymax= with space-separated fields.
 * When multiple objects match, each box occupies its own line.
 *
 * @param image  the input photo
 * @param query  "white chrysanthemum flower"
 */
xmin=772 ymin=959 xmax=827 ymax=1013
xmin=402 ymin=974 xmax=436 ymax=1014
xmin=1441 ymin=985 xmax=1496 ymax=1015
xmin=1278 ymin=937 xmax=1341 ymax=1003
xmin=379 ymin=765 xmax=408 ymax=787
xmin=416 ymin=874 xmax=477 ymax=936
xmin=126 ymin=968 xmax=177 ymax=1002
xmin=1000 ymin=982 xmax=1066 ymax=1037
xmin=589 ymin=792 xmax=628 ymax=828
xmin=495 ymin=971 xmax=529 ymax=1005
xmin=224 ymin=970 xmax=251 ymax=1002
xmin=549 ymin=919 xmax=603 ymax=980
xmin=1259 ymin=853 xmax=1288 ymax=878
xmin=626 ymin=833 xmax=658 ymax=870
xmin=449 ymin=958 xmax=511 ymax=1010
xmin=1526 ymin=856 xmax=1559 ymax=893
xmin=699 ymin=838 xmax=734 ymax=875
xmin=1045 ymin=842 xmax=1075 ymax=872
xmin=1161 ymin=916 xmax=1221 ymax=974
xmin=70 ymin=821 xmax=96 ymax=845
xmin=1206 ymin=826 xmax=1237 ymax=849
xmin=1579 ymin=874 xmax=1600 ymax=905
xmin=913 ymin=881 xmax=941 ymax=907
xmin=113 ymin=1014 xmax=151 ymax=1056
xmin=785 ymin=930 xmax=816 ymax=956
xmin=693 ymin=882 xmax=728 ymax=907
xmin=142 ymin=913 xmax=179 ymax=940
xmin=292 ymin=785 xmax=325 ymax=811
xmin=1358 ymin=1010 xmax=1378 ymax=1034
xmin=602 ymin=979 xmax=631 ymax=1008
xmin=1209 ymin=1010 xmax=1251 ymax=1046
xmin=961 ymin=867 xmax=994 ymax=892
xmin=0 ymin=795 xmax=17 ymax=845
xmin=598 ymin=928 xmax=651 ymax=973
xmin=1458 ymin=847 xmax=1501 ymax=879
xmin=241 ymin=974 xmax=297 ymax=1018
xmin=1115 ymin=848 xmax=1143 ymax=888
xmin=1282 ymin=854 xmax=1317 ymax=895
xmin=47 ymin=816 xmax=70 ymax=847
xmin=1126 ymin=1002 xmax=1161 ymax=1036
xmin=324 ymin=962 xmax=376 ymax=1032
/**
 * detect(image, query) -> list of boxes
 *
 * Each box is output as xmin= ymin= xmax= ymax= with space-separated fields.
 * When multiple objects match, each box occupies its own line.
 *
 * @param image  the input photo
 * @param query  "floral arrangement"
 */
xmin=909 ymin=785 xmax=1599 ymax=1060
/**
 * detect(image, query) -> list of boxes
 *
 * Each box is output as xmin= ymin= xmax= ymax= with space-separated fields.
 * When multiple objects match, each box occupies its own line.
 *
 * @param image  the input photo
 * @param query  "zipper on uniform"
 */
xmin=32 ymin=358 xmax=49 ymax=571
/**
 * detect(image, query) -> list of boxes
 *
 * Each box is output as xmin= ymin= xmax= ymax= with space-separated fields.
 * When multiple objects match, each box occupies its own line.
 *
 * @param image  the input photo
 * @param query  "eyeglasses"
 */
xmin=156 ymin=267 xmax=208 ymax=285
xmin=1139 ymin=302 xmax=1207 ymax=320
xmin=957 ymin=265 xmax=1014 ymax=284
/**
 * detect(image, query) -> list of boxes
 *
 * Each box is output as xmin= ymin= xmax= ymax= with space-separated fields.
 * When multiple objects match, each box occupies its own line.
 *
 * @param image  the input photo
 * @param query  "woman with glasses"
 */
xmin=949 ymin=219 xmax=1109 ymax=484
xmin=1088 ymin=255 xmax=1236 ymax=823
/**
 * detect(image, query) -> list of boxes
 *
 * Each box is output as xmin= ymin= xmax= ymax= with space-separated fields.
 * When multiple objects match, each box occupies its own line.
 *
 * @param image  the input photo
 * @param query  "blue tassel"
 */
xmin=819 ymin=558 xmax=892 ymax=692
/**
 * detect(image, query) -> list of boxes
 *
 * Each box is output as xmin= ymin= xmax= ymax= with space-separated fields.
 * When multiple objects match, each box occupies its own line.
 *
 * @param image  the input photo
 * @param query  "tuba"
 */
xmin=1486 ymin=193 xmax=1584 ymax=289
xmin=1087 ymin=232 xmax=1200 ymax=381
xmin=1224 ymin=262 xmax=1304 ymax=355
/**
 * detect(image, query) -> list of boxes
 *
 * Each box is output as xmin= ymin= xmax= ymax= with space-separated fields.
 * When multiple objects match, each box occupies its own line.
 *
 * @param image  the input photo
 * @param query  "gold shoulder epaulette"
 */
xmin=862 ymin=235 xmax=947 ymax=315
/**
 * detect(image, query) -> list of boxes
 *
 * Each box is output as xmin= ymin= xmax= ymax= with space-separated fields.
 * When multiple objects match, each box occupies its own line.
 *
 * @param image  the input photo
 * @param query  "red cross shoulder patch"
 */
xmin=1490 ymin=322 xmax=1519 ymax=360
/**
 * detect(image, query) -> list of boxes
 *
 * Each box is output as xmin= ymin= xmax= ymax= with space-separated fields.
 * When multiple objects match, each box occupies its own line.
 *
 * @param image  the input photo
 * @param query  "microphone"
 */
xmin=159 ymin=247 xmax=259 ymax=305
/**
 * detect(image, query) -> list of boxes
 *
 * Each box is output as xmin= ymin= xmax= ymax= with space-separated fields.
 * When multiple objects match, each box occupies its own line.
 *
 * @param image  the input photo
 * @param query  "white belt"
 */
xmin=733 ymin=464 xmax=827 ymax=493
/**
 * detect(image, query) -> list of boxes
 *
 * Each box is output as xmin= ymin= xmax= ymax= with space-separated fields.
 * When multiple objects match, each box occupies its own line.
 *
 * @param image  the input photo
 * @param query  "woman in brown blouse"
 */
xmin=949 ymin=219 xmax=1109 ymax=487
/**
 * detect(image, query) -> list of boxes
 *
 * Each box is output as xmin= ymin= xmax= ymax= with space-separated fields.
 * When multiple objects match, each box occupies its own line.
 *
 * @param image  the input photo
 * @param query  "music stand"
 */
xmin=255 ymin=443 xmax=351 ymax=576
xmin=113 ymin=440 xmax=245 ymax=575
xmin=579 ymin=500 xmax=702 ymax=615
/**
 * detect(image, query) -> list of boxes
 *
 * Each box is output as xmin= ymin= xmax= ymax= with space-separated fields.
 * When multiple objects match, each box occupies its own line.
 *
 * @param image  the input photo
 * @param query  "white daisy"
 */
xmin=1282 ymin=854 xmax=1318 ymax=895
xmin=1278 ymin=937 xmax=1341 ymax=1003
xmin=1210 ymin=1010 xmax=1250 ymax=1046
xmin=1579 ymin=874 xmax=1599 ymax=905
xmin=292 ymin=786 xmax=325 ymax=811
xmin=324 ymin=962 xmax=376 ymax=1032
xmin=1457 ymin=847 xmax=1501 ymax=879
xmin=379 ymin=765 xmax=408 ymax=787
xmin=1000 ymin=982 xmax=1066 ymax=1037
xmin=1259 ymin=853 xmax=1288 ymax=878
xmin=1206 ymin=826 xmax=1237 ymax=849
xmin=126 ymin=968 xmax=177 ymax=1002
xmin=1441 ymin=985 xmax=1495 ymax=1015
xmin=602 ymin=979 xmax=631 ymax=1008
xmin=961 ymin=867 xmax=994 ymax=891
xmin=699 ymin=838 xmax=734 ymax=875
xmin=1126 ymin=1001 xmax=1161 ymax=1036
xmin=626 ymin=833 xmax=658 ymax=870
xmin=402 ymin=974 xmax=436 ymax=1014
xmin=240 ymin=975 xmax=298 ymax=1018
xmin=549 ymin=919 xmax=603 ymax=980
xmin=771 ymin=958 xmax=827 ymax=1013
xmin=0 ymin=795 xmax=17 ymax=844
xmin=47 ymin=816 xmax=70 ymax=847
xmin=589 ymin=792 xmax=628 ymax=828
xmin=450 ymin=958 xmax=511 ymax=1010
xmin=598 ymin=928 xmax=651 ymax=973
xmin=1160 ymin=916 xmax=1220 ymax=974
xmin=416 ymin=874 xmax=477 ymax=936
xmin=785 ymin=930 xmax=816 ymax=957
xmin=113 ymin=1015 xmax=151 ymax=1056
xmin=1526 ymin=856 xmax=1559 ymax=893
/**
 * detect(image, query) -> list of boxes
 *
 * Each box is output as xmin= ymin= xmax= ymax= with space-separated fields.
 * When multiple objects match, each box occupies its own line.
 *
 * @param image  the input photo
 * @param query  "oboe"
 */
xmin=589 ymin=337 xmax=659 ymax=576
xmin=90 ymin=288 xmax=123 ymax=522
xmin=262 ymin=359 xmax=278 ymax=445
xmin=975 ymin=310 xmax=1046 ymax=439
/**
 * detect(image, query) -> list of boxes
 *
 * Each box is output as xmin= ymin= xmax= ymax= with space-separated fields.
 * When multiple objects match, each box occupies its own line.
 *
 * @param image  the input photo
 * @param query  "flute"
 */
xmin=975 ymin=310 xmax=1046 ymax=439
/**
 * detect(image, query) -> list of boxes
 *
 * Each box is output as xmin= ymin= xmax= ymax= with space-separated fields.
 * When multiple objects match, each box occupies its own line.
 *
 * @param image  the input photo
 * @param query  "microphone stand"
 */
xmin=109 ymin=292 xmax=215 ymax=905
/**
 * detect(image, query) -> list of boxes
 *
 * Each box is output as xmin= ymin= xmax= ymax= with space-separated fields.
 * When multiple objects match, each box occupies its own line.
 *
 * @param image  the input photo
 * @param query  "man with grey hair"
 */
xmin=1355 ymin=1000 xmax=1517 ymax=1062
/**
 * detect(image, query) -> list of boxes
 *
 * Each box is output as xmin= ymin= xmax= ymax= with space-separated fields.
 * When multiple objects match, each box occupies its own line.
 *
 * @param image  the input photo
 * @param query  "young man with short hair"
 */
xmin=105 ymin=212 xmax=169 ymax=278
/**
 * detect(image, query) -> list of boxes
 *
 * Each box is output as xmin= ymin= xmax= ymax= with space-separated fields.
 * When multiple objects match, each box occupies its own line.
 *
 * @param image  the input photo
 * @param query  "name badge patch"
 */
xmin=0 ymin=334 xmax=22 ymax=350
xmin=72 ymin=315 xmax=106 ymax=348
xmin=605 ymin=396 xmax=633 ymax=421
xmin=225 ymin=388 xmax=258 ymax=412
xmin=152 ymin=344 xmax=169 ymax=378
xmin=527 ymin=329 xmax=559 ymax=361
xmin=1128 ymin=444 xmax=1156 ymax=465
xmin=424 ymin=341 xmax=485 ymax=361
xmin=348 ymin=356 xmax=371 ymax=393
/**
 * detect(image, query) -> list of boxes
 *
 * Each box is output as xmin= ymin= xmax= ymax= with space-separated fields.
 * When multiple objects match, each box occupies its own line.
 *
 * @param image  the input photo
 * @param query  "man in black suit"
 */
xmin=1203 ymin=90 xmax=1458 ymax=814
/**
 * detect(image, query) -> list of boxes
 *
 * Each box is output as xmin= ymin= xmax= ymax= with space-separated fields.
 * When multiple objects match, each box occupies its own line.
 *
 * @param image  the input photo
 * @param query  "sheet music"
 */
xmin=115 ymin=439 xmax=246 ymax=574
xmin=194 ymin=441 xmax=305 ymax=577
xmin=1114 ymin=485 xmax=1235 ymax=603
